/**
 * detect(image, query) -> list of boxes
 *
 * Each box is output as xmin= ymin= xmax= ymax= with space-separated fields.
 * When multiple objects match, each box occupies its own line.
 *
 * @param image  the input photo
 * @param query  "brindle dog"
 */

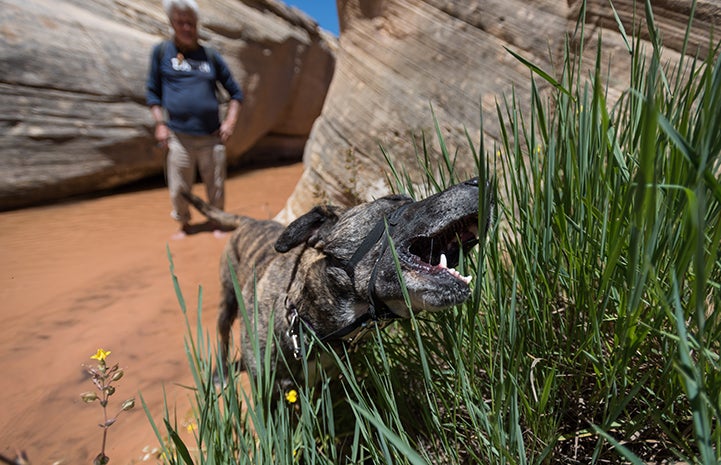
xmin=184 ymin=178 xmax=493 ymax=395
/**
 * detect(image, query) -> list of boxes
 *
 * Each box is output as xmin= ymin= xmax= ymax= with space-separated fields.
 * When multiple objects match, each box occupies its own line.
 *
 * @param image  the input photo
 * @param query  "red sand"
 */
xmin=0 ymin=162 xmax=303 ymax=464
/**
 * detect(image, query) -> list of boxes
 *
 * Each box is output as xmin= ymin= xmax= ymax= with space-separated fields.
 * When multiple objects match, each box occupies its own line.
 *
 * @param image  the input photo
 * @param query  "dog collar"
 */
xmin=285 ymin=304 xmax=397 ymax=360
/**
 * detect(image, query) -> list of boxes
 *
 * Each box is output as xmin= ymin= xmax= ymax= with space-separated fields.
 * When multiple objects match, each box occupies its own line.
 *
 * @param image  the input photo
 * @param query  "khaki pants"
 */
xmin=166 ymin=131 xmax=226 ymax=224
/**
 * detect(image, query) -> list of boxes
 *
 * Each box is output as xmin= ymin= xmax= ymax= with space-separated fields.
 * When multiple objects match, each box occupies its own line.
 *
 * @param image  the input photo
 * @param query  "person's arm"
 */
xmin=212 ymin=51 xmax=243 ymax=143
xmin=219 ymin=99 xmax=240 ymax=143
xmin=150 ymin=104 xmax=170 ymax=148
xmin=146 ymin=43 xmax=170 ymax=148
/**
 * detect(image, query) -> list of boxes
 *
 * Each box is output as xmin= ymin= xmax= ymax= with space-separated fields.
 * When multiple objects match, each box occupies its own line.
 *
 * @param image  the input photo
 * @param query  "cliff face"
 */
xmin=3 ymin=0 xmax=718 ymax=213
xmin=278 ymin=0 xmax=720 ymax=222
xmin=0 ymin=0 xmax=336 ymax=210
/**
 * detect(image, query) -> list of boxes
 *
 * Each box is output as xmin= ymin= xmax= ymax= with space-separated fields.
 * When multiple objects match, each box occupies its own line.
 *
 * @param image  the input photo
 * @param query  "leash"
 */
xmin=285 ymin=203 xmax=411 ymax=359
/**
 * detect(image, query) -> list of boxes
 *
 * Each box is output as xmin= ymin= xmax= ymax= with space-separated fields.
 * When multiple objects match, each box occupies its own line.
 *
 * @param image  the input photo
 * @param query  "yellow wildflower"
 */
xmin=285 ymin=389 xmax=298 ymax=404
xmin=91 ymin=348 xmax=111 ymax=362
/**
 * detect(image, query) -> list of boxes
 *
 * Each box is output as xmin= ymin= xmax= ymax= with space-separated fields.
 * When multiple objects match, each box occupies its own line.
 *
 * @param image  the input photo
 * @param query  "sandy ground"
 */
xmin=0 ymin=162 xmax=303 ymax=464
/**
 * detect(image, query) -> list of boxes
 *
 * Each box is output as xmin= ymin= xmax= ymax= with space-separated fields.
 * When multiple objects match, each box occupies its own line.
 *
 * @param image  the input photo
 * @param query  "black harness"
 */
xmin=285 ymin=203 xmax=410 ymax=359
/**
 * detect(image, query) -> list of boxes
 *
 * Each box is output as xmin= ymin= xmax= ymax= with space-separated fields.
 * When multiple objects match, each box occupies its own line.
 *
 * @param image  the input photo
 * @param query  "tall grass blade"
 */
xmin=164 ymin=419 xmax=195 ymax=465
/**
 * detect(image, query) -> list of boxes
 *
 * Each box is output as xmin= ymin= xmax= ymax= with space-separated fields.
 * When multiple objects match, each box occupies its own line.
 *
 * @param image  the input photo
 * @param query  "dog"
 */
xmin=184 ymin=177 xmax=493 ymax=396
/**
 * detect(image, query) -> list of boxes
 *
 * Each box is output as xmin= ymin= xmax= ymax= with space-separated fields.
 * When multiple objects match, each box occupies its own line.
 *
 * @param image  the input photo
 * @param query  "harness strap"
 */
xmin=342 ymin=219 xmax=387 ymax=282
xmin=287 ymin=305 xmax=394 ymax=360
xmin=365 ymin=218 xmax=392 ymax=320
xmin=285 ymin=203 xmax=410 ymax=359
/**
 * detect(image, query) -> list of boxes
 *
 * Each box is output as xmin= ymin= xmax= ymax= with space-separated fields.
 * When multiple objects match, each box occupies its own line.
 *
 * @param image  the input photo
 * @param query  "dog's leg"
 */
xmin=217 ymin=288 xmax=237 ymax=371
xmin=215 ymin=251 xmax=241 ymax=385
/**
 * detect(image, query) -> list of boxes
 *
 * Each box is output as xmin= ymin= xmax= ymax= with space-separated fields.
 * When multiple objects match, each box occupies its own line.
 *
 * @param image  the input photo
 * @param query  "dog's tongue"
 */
xmin=439 ymin=253 xmax=472 ymax=284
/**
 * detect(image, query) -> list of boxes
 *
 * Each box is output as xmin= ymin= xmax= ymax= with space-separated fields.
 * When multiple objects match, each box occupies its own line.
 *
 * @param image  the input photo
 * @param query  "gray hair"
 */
xmin=163 ymin=0 xmax=199 ymax=18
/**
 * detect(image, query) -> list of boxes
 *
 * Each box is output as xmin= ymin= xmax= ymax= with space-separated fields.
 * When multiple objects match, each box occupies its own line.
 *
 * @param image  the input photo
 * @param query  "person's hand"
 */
xmin=219 ymin=119 xmax=235 ymax=144
xmin=155 ymin=122 xmax=170 ymax=149
xmin=219 ymin=100 xmax=241 ymax=144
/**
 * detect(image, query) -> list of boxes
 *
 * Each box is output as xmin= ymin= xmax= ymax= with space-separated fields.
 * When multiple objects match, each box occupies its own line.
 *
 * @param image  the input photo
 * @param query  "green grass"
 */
xmin=145 ymin=1 xmax=720 ymax=463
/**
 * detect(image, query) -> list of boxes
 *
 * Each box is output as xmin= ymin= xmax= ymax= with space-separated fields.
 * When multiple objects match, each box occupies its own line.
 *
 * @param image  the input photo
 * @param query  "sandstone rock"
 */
xmin=277 ymin=0 xmax=720 ymax=222
xmin=0 ymin=0 xmax=336 ymax=210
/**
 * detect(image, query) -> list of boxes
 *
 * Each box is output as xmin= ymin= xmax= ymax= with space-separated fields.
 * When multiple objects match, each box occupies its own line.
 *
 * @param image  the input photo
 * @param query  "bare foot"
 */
xmin=213 ymin=229 xmax=228 ymax=239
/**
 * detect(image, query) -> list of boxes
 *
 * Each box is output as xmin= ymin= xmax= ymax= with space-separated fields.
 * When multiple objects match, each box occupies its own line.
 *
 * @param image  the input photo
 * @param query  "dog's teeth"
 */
xmin=437 ymin=253 xmax=472 ymax=284
xmin=453 ymin=270 xmax=472 ymax=284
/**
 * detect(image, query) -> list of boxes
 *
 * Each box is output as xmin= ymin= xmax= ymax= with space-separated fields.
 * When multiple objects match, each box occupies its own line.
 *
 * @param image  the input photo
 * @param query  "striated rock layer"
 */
xmin=3 ymin=0 xmax=718 ymax=214
xmin=0 ymin=0 xmax=336 ymax=210
xmin=278 ymin=0 xmax=720 ymax=222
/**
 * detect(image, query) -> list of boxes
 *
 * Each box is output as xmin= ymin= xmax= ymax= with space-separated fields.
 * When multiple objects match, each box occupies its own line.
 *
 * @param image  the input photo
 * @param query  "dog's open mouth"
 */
xmin=405 ymin=214 xmax=479 ymax=284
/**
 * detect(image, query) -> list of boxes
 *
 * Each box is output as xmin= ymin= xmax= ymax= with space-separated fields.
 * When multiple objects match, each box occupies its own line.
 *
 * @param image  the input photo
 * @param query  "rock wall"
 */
xmin=0 ymin=0 xmax=336 ymax=210
xmin=278 ymin=0 xmax=720 ymax=222
xmin=3 ymin=0 xmax=718 ymax=214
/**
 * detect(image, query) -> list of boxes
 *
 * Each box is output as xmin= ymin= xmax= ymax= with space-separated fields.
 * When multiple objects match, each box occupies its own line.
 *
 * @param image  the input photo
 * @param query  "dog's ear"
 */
xmin=275 ymin=205 xmax=341 ymax=253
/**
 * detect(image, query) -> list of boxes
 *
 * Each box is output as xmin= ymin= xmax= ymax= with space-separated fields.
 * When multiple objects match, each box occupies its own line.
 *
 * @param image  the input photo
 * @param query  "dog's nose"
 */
xmin=464 ymin=177 xmax=479 ymax=187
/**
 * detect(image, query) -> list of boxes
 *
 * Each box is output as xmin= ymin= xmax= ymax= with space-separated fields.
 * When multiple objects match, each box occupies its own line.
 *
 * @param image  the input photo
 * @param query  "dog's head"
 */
xmin=275 ymin=178 xmax=493 ymax=330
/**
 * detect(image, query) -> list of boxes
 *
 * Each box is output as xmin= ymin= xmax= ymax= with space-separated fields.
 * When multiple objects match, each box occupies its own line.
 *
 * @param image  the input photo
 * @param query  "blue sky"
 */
xmin=284 ymin=0 xmax=339 ymax=36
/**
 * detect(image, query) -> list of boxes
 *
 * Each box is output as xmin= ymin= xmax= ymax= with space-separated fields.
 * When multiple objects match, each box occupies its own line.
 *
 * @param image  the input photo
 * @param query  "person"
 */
xmin=146 ymin=0 xmax=244 ymax=239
